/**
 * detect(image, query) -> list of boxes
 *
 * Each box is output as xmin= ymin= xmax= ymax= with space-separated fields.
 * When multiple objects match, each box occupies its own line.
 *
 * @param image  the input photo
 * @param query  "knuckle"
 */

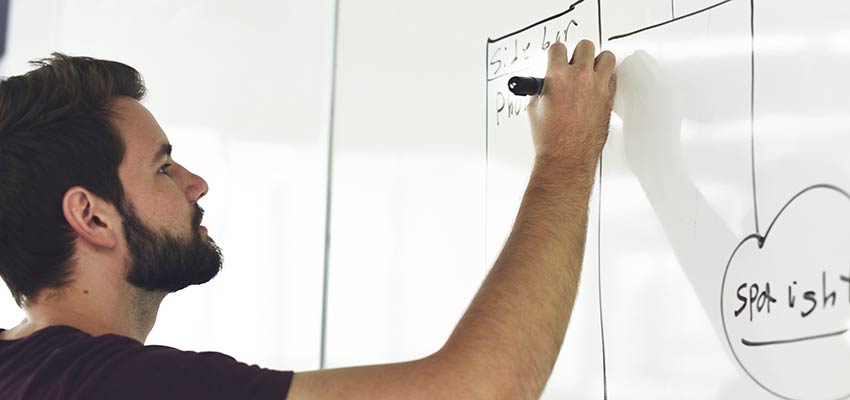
xmin=575 ymin=68 xmax=594 ymax=85
xmin=545 ymin=68 xmax=565 ymax=83
xmin=598 ymin=51 xmax=615 ymax=64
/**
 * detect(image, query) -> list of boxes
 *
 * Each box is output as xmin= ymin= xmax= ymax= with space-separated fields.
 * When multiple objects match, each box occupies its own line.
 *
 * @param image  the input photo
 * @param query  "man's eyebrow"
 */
xmin=151 ymin=143 xmax=172 ymax=165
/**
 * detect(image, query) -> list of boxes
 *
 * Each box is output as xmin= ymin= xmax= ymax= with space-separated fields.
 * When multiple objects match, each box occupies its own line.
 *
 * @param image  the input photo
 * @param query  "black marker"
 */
xmin=508 ymin=76 xmax=544 ymax=96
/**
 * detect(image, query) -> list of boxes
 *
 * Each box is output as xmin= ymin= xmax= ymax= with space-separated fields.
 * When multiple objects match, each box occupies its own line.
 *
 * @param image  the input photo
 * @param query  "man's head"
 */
xmin=0 ymin=53 xmax=222 ymax=307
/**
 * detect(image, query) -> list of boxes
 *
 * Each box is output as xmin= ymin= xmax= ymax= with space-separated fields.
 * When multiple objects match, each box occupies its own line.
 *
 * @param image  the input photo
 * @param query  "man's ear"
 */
xmin=62 ymin=187 xmax=120 ymax=249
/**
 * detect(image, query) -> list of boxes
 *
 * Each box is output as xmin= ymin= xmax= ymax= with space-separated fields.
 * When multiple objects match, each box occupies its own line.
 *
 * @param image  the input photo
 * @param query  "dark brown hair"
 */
xmin=0 ymin=53 xmax=146 ymax=306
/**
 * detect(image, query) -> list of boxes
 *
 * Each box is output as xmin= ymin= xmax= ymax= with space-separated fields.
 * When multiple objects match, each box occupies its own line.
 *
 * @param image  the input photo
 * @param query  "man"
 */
xmin=0 ymin=40 xmax=615 ymax=399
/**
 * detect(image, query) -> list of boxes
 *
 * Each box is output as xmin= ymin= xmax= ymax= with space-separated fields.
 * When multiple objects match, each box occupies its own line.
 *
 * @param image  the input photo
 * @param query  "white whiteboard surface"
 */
xmin=334 ymin=0 xmax=850 ymax=398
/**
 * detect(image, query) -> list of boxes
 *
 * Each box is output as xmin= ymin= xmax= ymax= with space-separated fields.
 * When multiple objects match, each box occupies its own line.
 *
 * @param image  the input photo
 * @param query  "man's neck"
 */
xmin=6 ymin=284 xmax=166 ymax=343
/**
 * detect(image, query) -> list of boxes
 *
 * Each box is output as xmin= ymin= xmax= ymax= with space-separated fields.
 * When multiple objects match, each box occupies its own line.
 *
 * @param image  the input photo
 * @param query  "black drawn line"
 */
xmin=596 ymin=3 xmax=608 ymax=398
xmin=485 ymin=42 xmax=490 ymax=162
xmin=597 ymin=0 xmax=603 ymax=45
xmin=721 ymin=184 xmax=850 ymax=400
xmin=750 ymin=0 xmax=760 ymax=235
xmin=761 ymin=185 xmax=850 ymax=242
xmin=484 ymin=42 xmax=490 ymax=322
xmin=608 ymin=0 xmax=735 ymax=41
xmin=671 ymin=0 xmax=676 ymax=19
xmin=742 ymin=329 xmax=848 ymax=347
xmin=487 ymin=0 xmax=585 ymax=43
xmin=597 ymin=157 xmax=609 ymax=400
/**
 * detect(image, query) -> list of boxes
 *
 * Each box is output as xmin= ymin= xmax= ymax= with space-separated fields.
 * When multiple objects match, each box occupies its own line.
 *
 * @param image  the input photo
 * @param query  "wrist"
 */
xmin=532 ymin=155 xmax=599 ymax=186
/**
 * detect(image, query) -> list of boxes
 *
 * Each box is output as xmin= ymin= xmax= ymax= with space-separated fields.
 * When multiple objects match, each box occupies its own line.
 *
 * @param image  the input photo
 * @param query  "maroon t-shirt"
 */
xmin=0 ymin=325 xmax=293 ymax=399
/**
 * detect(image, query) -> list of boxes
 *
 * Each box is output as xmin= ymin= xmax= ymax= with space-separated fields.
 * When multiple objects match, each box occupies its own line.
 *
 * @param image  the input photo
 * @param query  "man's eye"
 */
xmin=158 ymin=163 xmax=173 ymax=175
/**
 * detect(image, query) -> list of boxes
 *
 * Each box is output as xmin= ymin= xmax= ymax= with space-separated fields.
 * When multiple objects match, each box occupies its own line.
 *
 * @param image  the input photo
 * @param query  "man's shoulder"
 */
xmin=0 ymin=325 xmax=294 ymax=400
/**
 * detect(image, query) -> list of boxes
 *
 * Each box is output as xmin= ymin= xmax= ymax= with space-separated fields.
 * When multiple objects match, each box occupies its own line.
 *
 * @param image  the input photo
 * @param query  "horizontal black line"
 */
xmin=488 ymin=0 xmax=585 ymax=44
xmin=741 ymin=328 xmax=848 ymax=347
xmin=608 ymin=0 xmax=735 ymax=41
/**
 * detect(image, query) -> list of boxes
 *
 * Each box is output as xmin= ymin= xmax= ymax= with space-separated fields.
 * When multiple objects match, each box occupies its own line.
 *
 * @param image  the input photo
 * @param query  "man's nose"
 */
xmin=186 ymin=169 xmax=209 ymax=202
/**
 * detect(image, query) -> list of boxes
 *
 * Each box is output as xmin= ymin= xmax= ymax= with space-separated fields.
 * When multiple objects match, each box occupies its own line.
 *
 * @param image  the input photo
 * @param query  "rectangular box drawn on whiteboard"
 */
xmin=485 ymin=0 xmax=601 ymax=265
xmin=484 ymin=3 xmax=606 ymax=398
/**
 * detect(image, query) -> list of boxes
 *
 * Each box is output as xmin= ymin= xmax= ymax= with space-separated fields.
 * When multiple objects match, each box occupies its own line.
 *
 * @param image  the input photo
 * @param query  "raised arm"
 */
xmin=288 ymin=40 xmax=616 ymax=400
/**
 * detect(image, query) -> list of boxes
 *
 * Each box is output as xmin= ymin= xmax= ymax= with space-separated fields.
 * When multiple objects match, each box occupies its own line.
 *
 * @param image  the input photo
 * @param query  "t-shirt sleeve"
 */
xmin=76 ymin=335 xmax=293 ymax=400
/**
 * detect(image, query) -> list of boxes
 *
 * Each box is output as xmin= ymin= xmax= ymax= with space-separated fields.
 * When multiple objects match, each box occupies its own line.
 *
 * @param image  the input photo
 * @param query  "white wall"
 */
xmin=0 ymin=0 xmax=498 ymax=380
xmin=0 ymin=0 xmax=334 ymax=372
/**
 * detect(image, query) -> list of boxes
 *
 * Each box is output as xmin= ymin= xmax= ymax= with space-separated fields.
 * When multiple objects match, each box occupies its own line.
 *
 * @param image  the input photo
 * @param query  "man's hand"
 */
xmin=529 ymin=40 xmax=616 ymax=174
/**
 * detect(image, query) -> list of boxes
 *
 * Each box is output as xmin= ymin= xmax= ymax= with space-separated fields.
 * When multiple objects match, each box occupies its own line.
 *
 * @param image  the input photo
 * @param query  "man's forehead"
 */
xmin=111 ymin=97 xmax=170 ymax=163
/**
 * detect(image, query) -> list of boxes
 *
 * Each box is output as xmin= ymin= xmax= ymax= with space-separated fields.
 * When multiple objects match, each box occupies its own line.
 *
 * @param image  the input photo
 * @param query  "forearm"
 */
xmin=439 ymin=158 xmax=596 ymax=399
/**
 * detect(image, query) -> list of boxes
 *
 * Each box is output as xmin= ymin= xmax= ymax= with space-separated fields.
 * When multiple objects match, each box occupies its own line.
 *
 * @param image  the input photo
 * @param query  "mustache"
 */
xmin=193 ymin=205 xmax=204 ymax=227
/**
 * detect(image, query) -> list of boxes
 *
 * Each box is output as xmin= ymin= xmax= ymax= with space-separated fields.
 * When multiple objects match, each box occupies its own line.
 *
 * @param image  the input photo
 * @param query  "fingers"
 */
xmin=549 ymin=40 xmax=614 ymax=75
xmin=547 ymin=42 xmax=568 ymax=71
xmin=546 ymin=40 xmax=617 ymax=96
xmin=569 ymin=39 xmax=595 ymax=68
xmin=594 ymin=51 xmax=616 ymax=79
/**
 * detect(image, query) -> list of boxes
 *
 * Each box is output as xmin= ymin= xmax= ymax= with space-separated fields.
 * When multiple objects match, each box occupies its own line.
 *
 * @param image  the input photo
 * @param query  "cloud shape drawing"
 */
xmin=722 ymin=184 xmax=850 ymax=400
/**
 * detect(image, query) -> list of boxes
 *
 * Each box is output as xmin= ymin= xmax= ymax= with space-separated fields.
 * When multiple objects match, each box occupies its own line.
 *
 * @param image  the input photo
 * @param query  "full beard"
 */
xmin=121 ymin=203 xmax=223 ymax=293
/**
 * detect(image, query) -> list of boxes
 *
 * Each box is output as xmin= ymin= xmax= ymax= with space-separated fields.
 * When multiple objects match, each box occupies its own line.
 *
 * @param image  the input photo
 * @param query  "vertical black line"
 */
xmin=484 ymin=41 xmax=490 ymax=282
xmin=750 ymin=0 xmax=759 ymax=234
xmin=597 ymin=0 xmax=603 ymax=45
xmin=597 ymin=156 xmax=608 ymax=400
xmin=319 ymin=0 xmax=341 ymax=370
xmin=596 ymin=2 xmax=608 ymax=399
xmin=671 ymin=0 xmax=676 ymax=19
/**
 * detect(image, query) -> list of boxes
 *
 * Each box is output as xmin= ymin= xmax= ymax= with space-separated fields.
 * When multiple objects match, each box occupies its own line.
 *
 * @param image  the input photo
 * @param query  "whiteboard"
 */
xmin=331 ymin=0 xmax=850 ymax=399
xmin=486 ymin=0 xmax=850 ymax=398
